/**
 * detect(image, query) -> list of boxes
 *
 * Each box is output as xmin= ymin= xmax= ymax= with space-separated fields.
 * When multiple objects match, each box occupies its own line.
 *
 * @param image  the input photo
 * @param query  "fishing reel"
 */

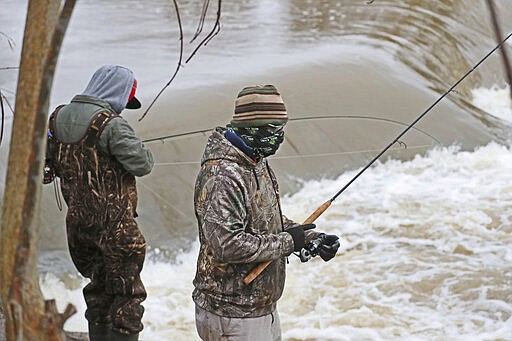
xmin=43 ymin=161 xmax=56 ymax=184
xmin=298 ymin=235 xmax=325 ymax=262
xmin=43 ymin=130 xmax=57 ymax=184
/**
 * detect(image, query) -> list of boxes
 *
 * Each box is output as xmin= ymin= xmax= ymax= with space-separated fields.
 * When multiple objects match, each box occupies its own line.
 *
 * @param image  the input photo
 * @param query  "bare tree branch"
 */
xmin=0 ymin=89 xmax=4 ymax=146
xmin=485 ymin=0 xmax=512 ymax=100
xmin=38 ymin=0 xmax=77 ymax=116
xmin=0 ymin=90 xmax=15 ymax=114
xmin=190 ymin=0 xmax=210 ymax=43
xmin=139 ymin=0 xmax=184 ymax=121
xmin=185 ymin=0 xmax=222 ymax=64
xmin=139 ymin=0 xmax=223 ymax=121
xmin=0 ymin=32 xmax=16 ymax=50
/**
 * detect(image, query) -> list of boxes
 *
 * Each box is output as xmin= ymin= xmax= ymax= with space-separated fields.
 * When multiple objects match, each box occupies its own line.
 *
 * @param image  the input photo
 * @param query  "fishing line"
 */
xmin=142 ymin=114 xmax=442 ymax=144
xmin=328 ymin=30 xmax=512 ymax=203
xmin=136 ymin=180 xmax=197 ymax=225
xmin=151 ymin=144 xmax=435 ymax=167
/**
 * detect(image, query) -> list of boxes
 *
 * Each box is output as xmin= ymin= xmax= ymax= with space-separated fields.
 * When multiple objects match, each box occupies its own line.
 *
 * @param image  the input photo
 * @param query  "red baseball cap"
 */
xmin=126 ymin=79 xmax=141 ymax=109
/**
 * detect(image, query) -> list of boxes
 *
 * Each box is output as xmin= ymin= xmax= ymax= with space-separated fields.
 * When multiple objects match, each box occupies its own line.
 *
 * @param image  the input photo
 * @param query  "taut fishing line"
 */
xmin=142 ymin=115 xmax=441 ymax=144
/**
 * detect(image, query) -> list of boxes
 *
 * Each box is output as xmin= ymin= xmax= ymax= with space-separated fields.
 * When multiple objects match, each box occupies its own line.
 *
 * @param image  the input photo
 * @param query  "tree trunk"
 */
xmin=0 ymin=1 xmax=76 ymax=340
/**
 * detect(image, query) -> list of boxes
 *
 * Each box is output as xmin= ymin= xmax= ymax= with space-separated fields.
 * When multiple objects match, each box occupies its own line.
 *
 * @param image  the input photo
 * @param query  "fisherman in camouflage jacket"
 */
xmin=193 ymin=85 xmax=340 ymax=341
xmin=44 ymin=65 xmax=153 ymax=341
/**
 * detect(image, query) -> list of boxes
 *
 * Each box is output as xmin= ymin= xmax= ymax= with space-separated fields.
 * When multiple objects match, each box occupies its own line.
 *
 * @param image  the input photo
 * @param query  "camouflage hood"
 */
xmin=192 ymin=126 xmax=296 ymax=318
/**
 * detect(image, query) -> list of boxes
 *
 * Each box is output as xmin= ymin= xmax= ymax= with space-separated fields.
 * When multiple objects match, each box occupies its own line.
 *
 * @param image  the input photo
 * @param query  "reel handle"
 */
xmin=242 ymin=200 xmax=331 ymax=285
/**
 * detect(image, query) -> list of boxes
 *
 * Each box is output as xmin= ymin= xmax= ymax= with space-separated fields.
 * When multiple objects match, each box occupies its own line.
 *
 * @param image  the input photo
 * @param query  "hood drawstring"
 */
xmin=264 ymin=161 xmax=288 ymax=264
xmin=266 ymin=162 xmax=285 ymax=233
xmin=252 ymin=168 xmax=260 ymax=191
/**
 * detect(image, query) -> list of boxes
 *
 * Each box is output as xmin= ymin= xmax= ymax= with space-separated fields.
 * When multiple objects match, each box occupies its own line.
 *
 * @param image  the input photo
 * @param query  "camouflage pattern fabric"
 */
xmin=193 ymin=127 xmax=298 ymax=318
xmin=49 ymin=108 xmax=146 ymax=335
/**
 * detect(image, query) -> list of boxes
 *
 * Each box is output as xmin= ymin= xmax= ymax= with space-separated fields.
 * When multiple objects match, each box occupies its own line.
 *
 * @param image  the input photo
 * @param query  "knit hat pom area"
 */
xmin=230 ymin=84 xmax=288 ymax=128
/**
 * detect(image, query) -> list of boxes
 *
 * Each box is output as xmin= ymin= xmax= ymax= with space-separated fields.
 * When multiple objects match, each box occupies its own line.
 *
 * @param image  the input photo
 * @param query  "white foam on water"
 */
xmin=40 ymin=272 xmax=88 ymax=333
xmin=279 ymin=142 xmax=512 ymax=340
xmin=471 ymin=85 xmax=512 ymax=123
xmin=41 ymin=142 xmax=512 ymax=340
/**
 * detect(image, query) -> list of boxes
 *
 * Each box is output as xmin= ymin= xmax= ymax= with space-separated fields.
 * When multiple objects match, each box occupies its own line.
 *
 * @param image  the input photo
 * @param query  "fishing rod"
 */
xmin=243 ymin=31 xmax=512 ymax=286
xmin=142 ymin=115 xmax=441 ymax=144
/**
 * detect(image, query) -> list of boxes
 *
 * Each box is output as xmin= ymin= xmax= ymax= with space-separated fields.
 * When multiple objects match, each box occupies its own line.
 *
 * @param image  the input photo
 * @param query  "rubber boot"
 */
xmin=110 ymin=330 xmax=139 ymax=341
xmin=88 ymin=323 xmax=112 ymax=341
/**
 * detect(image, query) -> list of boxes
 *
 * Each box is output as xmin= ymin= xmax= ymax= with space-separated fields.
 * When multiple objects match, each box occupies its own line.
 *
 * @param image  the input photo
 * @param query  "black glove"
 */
xmin=285 ymin=224 xmax=316 ymax=252
xmin=318 ymin=234 xmax=340 ymax=262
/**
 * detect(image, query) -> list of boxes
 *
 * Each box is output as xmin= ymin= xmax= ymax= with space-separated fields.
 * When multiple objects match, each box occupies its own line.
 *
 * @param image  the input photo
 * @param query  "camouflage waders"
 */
xmin=48 ymin=108 xmax=147 ymax=335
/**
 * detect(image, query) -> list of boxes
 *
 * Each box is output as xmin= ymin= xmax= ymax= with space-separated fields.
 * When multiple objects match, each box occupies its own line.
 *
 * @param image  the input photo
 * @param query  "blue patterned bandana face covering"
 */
xmin=231 ymin=124 xmax=285 ymax=159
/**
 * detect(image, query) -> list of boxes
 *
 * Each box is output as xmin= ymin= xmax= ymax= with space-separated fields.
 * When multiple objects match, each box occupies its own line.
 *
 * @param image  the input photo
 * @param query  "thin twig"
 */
xmin=204 ymin=18 xmax=221 ymax=46
xmin=1 ymin=89 xmax=4 ymax=146
xmin=486 ymin=0 xmax=512 ymax=100
xmin=140 ymin=0 xmax=222 ymax=121
xmin=190 ymin=0 xmax=210 ymax=43
xmin=0 ymin=90 xmax=15 ymax=114
xmin=0 ymin=67 xmax=20 ymax=71
xmin=185 ymin=0 xmax=222 ymax=64
xmin=138 ymin=0 xmax=183 ymax=121
xmin=0 ymin=32 xmax=15 ymax=50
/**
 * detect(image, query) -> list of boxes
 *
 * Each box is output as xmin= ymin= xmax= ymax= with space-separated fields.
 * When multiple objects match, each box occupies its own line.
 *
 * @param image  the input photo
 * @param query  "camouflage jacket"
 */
xmin=193 ymin=127 xmax=302 ymax=318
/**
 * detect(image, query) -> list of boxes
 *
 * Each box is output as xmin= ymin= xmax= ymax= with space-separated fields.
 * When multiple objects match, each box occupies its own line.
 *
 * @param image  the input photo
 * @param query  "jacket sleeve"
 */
xmin=282 ymin=214 xmax=322 ymax=244
xmin=102 ymin=117 xmax=154 ymax=176
xmin=200 ymin=175 xmax=295 ymax=264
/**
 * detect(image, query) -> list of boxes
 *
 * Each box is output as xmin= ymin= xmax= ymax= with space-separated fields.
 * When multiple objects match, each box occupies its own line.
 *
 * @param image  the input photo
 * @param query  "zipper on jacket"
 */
xmin=265 ymin=162 xmax=285 ymax=233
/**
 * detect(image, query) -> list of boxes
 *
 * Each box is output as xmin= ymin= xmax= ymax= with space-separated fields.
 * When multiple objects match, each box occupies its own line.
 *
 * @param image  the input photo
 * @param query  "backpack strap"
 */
xmin=48 ymin=105 xmax=65 ymax=138
xmin=84 ymin=111 xmax=119 ymax=146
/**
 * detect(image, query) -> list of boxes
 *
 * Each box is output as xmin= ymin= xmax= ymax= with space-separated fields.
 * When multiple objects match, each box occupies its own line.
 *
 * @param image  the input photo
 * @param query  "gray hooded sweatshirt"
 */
xmin=52 ymin=65 xmax=153 ymax=177
xmin=82 ymin=64 xmax=135 ymax=114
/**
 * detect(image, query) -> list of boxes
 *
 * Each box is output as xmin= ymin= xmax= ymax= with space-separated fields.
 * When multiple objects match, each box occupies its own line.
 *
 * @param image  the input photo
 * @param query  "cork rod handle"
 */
xmin=242 ymin=200 xmax=332 ymax=285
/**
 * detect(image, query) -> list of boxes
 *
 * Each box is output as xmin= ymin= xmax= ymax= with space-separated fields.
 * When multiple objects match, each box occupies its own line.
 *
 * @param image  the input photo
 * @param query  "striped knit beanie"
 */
xmin=231 ymin=84 xmax=288 ymax=128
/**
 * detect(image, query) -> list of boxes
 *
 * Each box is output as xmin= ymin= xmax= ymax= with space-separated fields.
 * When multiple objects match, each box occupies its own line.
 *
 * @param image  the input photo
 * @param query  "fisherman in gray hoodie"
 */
xmin=44 ymin=65 xmax=153 ymax=341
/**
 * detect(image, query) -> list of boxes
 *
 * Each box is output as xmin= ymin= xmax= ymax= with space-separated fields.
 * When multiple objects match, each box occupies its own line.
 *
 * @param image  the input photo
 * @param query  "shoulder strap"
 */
xmin=48 ymin=105 xmax=65 ymax=138
xmin=84 ymin=111 xmax=119 ymax=146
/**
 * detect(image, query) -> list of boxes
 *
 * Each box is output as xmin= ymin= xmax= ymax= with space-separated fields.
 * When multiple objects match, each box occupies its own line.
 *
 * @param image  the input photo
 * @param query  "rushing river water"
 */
xmin=1 ymin=0 xmax=512 ymax=340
